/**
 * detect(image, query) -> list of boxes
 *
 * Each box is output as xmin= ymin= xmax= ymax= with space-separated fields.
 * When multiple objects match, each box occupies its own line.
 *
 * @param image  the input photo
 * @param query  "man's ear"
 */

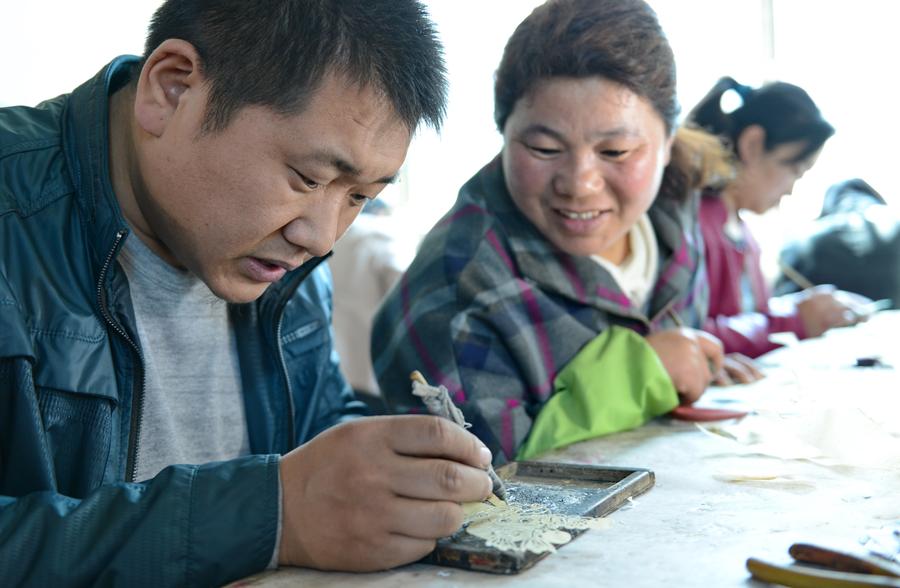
xmin=134 ymin=39 xmax=204 ymax=137
xmin=735 ymin=124 xmax=766 ymax=164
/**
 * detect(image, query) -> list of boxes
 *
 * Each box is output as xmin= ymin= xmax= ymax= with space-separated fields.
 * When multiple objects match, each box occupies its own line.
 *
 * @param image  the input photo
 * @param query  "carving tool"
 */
xmin=410 ymin=370 xmax=507 ymax=500
xmin=747 ymin=542 xmax=900 ymax=587
xmin=778 ymin=260 xmax=817 ymax=290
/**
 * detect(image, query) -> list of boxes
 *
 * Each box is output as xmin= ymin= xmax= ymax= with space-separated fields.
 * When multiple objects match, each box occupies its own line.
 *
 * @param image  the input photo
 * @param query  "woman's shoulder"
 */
xmin=416 ymin=160 xmax=517 ymax=267
xmin=696 ymin=188 xmax=728 ymax=226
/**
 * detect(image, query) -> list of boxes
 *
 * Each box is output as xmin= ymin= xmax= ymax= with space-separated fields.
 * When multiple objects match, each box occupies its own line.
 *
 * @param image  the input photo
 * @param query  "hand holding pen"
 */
xmin=410 ymin=371 xmax=507 ymax=501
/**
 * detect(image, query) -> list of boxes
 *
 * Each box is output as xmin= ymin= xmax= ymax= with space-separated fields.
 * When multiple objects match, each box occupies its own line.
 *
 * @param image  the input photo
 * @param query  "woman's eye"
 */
xmin=527 ymin=144 xmax=560 ymax=156
xmin=602 ymin=149 xmax=628 ymax=159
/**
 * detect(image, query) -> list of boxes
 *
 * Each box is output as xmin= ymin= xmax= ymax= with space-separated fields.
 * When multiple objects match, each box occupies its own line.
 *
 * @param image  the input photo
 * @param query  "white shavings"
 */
xmin=462 ymin=501 xmax=610 ymax=555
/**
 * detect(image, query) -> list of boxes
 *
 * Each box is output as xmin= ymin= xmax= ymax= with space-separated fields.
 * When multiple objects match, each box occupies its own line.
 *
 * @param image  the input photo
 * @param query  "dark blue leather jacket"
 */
xmin=0 ymin=56 xmax=364 ymax=586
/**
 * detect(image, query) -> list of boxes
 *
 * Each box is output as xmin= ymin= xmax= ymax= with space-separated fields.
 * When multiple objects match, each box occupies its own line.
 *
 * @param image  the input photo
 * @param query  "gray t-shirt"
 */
xmin=117 ymin=233 xmax=250 ymax=482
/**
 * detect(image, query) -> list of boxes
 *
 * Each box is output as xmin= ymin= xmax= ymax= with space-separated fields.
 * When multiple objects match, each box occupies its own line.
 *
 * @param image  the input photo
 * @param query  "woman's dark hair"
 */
xmin=494 ymin=0 xmax=716 ymax=202
xmin=688 ymin=77 xmax=835 ymax=163
xmin=143 ymin=0 xmax=447 ymax=134
xmin=495 ymin=0 xmax=677 ymax=135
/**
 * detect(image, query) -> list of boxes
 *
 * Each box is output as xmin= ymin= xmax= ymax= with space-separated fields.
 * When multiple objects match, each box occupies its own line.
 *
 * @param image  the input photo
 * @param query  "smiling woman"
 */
xmin=371 ymin=0 xmax=742 ymax=465
xmin=501 ymin=77 xmax=671 ymax=265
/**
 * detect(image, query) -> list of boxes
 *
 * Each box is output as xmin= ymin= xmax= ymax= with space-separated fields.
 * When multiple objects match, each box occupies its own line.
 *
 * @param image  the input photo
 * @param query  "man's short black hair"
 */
xmin=144 ymin=0 xmax=447 ymax=133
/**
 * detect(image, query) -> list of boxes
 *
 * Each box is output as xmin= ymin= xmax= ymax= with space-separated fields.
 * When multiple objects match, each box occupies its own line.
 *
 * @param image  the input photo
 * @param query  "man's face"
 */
xmin=133 ymin=74 xmax=411 ymax=303
xmin=501 ymin=76 xmax=672 ymax=264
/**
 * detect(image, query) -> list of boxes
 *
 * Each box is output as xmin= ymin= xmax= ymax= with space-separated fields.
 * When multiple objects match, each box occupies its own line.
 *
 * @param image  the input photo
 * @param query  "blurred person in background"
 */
xmin=690 ymin=77 xmax=866 ymax=358
xmin=775 ymin=178 xmax=900 ymax=307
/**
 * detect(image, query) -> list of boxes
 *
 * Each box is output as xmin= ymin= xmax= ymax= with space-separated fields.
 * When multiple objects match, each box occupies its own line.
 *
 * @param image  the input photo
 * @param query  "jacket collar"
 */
xmin=466 ymin=156 xmax=696 ymax=321
xmin=62 ymin=56 xmax=328 ymax=314
xmin=63 ymin=56 xmax=140 ymax=275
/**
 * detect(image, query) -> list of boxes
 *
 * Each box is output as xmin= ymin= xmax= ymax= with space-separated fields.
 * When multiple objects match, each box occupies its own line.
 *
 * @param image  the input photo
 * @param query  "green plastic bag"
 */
xmin=517 ymin=326 xmax=678 ymax=460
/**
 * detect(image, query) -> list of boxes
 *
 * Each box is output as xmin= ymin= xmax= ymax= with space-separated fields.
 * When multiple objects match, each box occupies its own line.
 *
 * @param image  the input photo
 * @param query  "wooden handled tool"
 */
xmin=410 ymin=371 xmax=507 ymax=501
xmin=746 ymin=542 xmax=900 ymax=587
xmin=778 ymin=260 xmax=817 ymax=290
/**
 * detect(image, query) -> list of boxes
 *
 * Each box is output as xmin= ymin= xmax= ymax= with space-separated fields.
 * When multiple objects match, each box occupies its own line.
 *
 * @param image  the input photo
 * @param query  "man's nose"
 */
xmin=282 ymin=192 xmax=343 ymax=258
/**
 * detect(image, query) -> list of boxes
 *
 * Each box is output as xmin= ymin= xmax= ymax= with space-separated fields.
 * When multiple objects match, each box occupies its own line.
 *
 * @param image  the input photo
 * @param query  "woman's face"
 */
xmin=734 ymin=135 xmax=821 ymax=214
xmin=501 ymin=77 xmax=672 ymax=263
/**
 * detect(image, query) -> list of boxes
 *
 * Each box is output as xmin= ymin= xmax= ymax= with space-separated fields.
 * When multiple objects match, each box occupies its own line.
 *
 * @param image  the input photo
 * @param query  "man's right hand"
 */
xmin=277 ymin=415 xmax=493 ymax=571
xmin=646 ymin=327 xmax=724 ymax=403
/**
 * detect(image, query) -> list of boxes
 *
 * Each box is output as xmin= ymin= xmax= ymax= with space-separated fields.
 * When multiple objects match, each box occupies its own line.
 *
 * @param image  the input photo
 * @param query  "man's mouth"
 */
xmin=242 ymin=257 xmax=289 ymax=283
xmin=256 ymin=258 xmax=299 ymax=272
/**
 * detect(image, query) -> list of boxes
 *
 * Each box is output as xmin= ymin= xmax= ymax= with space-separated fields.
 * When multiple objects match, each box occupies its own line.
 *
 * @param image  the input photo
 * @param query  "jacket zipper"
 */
xmin=95 ymin=229 xmax=146 ymax=482
xmin=274 ymin=312 xmax=295 ymax=449
xmin=271 ymin=258 xmax=328 ymax=450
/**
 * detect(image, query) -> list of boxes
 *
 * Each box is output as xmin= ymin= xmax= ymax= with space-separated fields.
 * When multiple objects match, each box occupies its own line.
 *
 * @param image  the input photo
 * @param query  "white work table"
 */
xmin=235 ymin=312 xmax=900 ymax=587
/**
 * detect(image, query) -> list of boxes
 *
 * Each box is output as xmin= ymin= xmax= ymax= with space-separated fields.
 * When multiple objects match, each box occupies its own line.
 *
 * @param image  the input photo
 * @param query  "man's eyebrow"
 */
xmin=311 ymin=151 xmax=398 ymax=185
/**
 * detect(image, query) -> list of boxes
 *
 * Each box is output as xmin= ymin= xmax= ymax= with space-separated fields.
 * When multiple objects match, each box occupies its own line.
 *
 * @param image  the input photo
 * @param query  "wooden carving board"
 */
xmin=421 ymin=461 xmax=655 ymax=574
